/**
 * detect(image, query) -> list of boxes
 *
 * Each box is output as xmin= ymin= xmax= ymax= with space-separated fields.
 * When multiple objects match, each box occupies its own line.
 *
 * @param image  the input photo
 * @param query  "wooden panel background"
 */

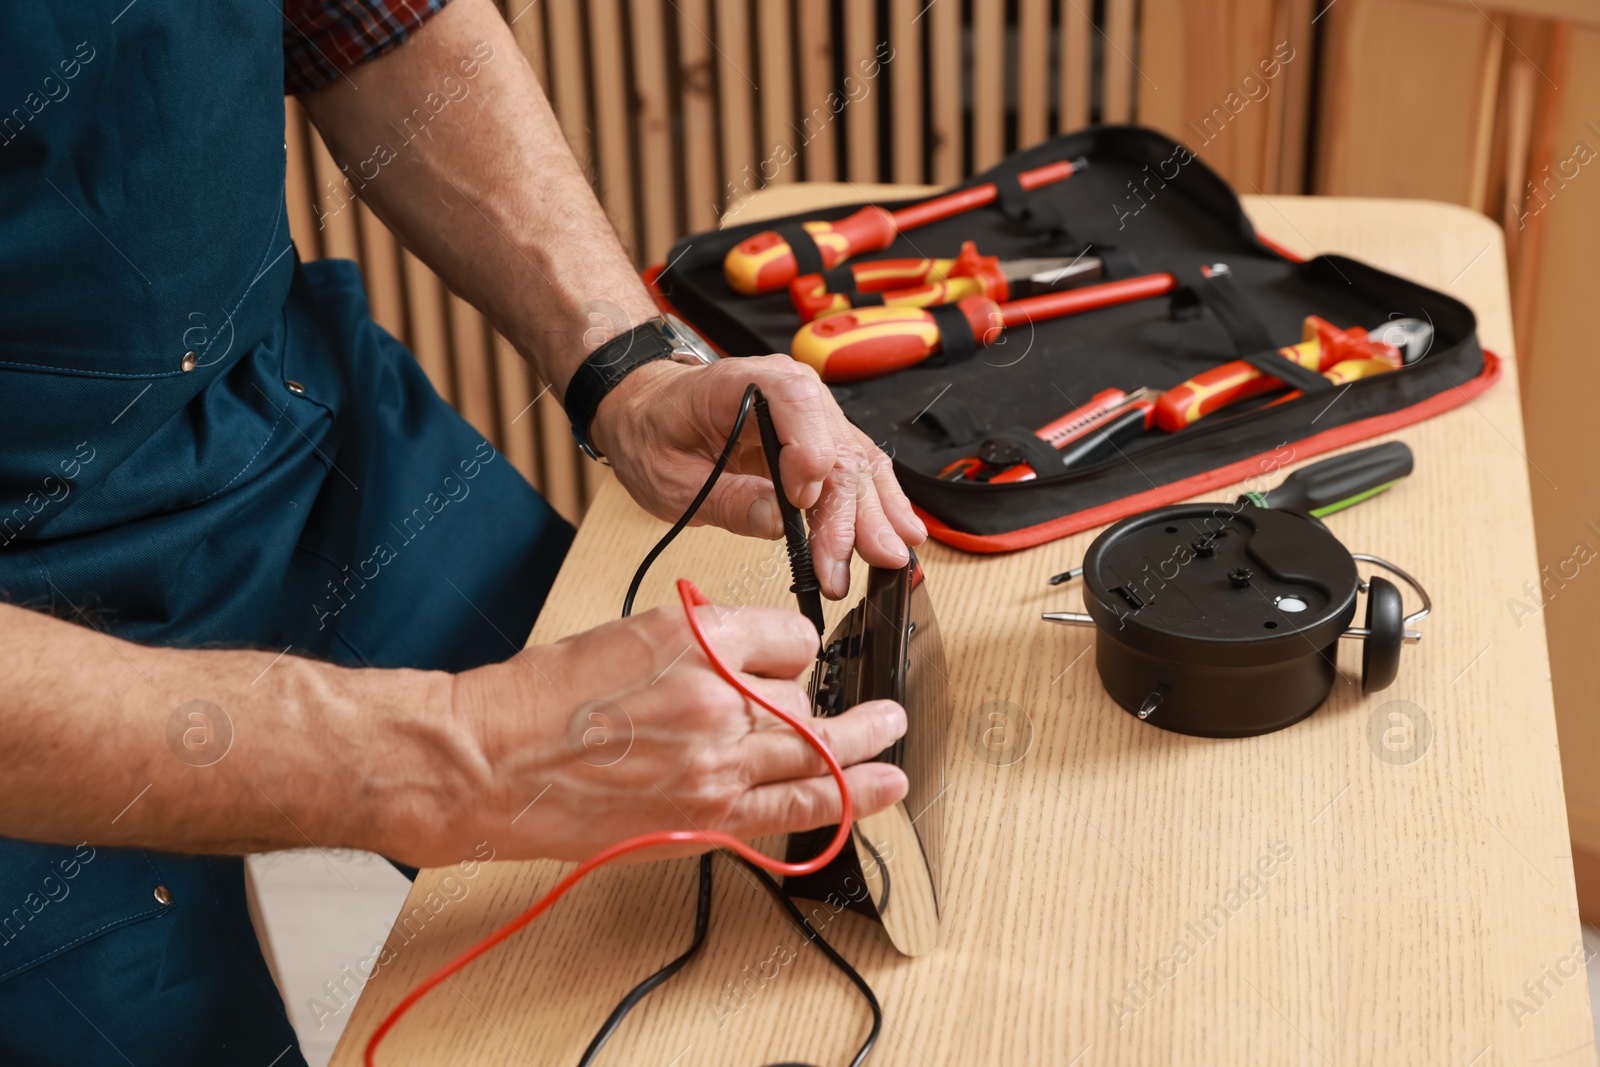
xmin=1136 ymin=0 xmax=1316 ymax=195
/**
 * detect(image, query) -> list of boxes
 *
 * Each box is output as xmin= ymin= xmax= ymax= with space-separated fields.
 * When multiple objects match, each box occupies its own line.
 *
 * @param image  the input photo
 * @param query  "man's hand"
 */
xmin=432 ymin=603 xmax=909 ymax=867
xmin=590 ymin=355 xmax=927 ymax=600
xmin=0 ymin=598 xmax=905 ymax=869
xmin=298 ymin=2 xmax=927 ymax=598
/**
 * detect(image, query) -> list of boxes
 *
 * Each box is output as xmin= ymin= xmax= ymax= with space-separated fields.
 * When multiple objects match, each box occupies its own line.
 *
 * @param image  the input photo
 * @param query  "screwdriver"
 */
xmin=1044 ymin=440 xmax=1416 ymax=585
xmin=724 ymin=158 xmax=1089 ymax=295
xmin=790 ymin=242 xmax=1104 ymax=322
xmin=790 ymin=271 xmax=1179 ymax=384
xmin=1152 ymin=316 xmax=1429 ymax=432
xmin=1239 ymin=441 xmax=1414 ymax=516
xmin=790 ymin=250 xmax=981 ymax=308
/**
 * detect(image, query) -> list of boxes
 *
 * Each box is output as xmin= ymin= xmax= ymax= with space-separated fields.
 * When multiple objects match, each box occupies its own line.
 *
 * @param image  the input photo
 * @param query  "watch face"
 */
xmin=661 ymin=314 xmax=719 ymax=364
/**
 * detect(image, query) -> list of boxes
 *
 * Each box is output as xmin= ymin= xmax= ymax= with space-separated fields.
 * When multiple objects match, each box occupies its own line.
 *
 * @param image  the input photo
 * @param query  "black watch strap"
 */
xmin=563 ymin=319 xmax=676 ymax=460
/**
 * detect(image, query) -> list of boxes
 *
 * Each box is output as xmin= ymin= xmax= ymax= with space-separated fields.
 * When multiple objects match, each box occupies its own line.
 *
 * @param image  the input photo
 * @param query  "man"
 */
xmin=0 ymin=1 xmax=925 ymax=1062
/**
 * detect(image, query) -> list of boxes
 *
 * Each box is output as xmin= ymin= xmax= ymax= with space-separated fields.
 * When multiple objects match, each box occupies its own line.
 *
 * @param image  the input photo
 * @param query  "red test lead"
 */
xmin=363 ymin=578 xmax=853 ymax=1067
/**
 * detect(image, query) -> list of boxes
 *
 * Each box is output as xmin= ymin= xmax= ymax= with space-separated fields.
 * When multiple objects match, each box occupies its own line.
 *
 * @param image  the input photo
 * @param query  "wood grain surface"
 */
xmin=331 ymin=191 xmax=1594 ymax=1066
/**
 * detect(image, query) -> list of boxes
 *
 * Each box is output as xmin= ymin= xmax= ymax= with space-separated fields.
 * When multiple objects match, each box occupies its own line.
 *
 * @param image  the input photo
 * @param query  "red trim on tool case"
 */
xmin=916 ymin=349 xmax=1504 ymax=554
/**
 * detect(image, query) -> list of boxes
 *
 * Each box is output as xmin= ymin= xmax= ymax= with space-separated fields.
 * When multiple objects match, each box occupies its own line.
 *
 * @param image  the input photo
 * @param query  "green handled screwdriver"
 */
xmin=1241 ymin=441 xmax=1414 ymax=517
xmin=1047 ymin=441 xmax=1413 ymax=585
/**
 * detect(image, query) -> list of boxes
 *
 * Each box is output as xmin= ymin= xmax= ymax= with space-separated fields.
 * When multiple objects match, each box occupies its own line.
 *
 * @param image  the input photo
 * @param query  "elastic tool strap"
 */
xmin=1181 ymin=265 xmax=1333 ymax=393
xmin=985 ymin=427 xmax=1068 ymax=475
xmin=822 ymin=264 xmax=858 ymax=295
xmin=916 ymin=399 xmax=984 ymax=447
xmin=926 ymin=302 xmax=978 ymax=367
xmin=990 ymin=159 xmax=1078 ymax=248
xmin=1097 ymin=249 xmax=1141 ymax=280
xmin=774 ymin=222 xmax=826 ymax=277
xmin=1168 ymin=286 xmax=1205 ymax=322
xmin=993 ymin=170 xmax=1028 ymax=220
xmin=1016 ymin=196 xmax=1076 ymax=247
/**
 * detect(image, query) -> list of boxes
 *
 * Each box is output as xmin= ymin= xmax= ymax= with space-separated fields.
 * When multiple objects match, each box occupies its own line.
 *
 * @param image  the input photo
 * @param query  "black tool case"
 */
xmin=652 ymin=126 xmax=1501 ymax=552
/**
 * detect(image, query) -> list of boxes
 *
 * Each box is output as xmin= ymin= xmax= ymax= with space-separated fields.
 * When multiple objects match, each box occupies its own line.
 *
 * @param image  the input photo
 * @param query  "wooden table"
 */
xmin=333 ymin=190 xmax=1594 ymax=1066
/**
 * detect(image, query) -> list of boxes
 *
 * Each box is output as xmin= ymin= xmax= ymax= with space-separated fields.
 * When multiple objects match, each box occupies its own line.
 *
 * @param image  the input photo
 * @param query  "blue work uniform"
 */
xmin=0 ymin=5 xmax=573 ymax=1063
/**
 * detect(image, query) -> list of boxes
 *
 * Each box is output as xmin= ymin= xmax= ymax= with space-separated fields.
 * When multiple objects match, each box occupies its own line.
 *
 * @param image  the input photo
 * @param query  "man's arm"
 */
xmin=0 ymin=601 xmax=457 ymax=859
xmin=0 ymin=601 xmax=906 ymax=867
xmin=298 ymin=0 xmax=654 ymax=394
xmin=296 ymin=0 xmax=926 ymax=599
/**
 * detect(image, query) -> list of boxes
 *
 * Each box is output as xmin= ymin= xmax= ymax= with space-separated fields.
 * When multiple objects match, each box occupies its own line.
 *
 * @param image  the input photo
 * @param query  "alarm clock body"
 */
xmin=1080 ymin=502 xmax=1361 ymax=737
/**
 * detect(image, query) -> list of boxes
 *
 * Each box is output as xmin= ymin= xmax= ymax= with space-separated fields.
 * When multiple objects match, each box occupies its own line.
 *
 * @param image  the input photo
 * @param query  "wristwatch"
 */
xmin=563 ymin=314 xmax=718 ymax=461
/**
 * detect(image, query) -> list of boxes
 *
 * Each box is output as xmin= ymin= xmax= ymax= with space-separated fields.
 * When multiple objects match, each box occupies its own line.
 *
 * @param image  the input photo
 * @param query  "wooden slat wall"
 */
xmin=928 ymin=0 xmax=963 ymax=184
xmin=714 ymin=0 xmax=757 ymax=215
xmin=888 ymin=0 xmax=923 ymax=184
xmin=971 ymin=0 xmax=1006 ymax=171
xmin=756 ymin=0 xmax=794 ymax=192
xmin=1057 ymin=0 xmax=1093 ymax=134
xmin=589 ymin=0 xmax=637 ymax=256
xmin=676 ymin=0 xmax=720 ymax=232
xmin=630 ymin=0 xmax=679 ymax=264
xmin=1017 ymin=0 xmax=1052 ymax=149
xmin=1101 ymin=0 xmax=1138 ymax=123
xmin=844 ymin=2 xmax=880 ymax=183
xmin=795 ymin=0 xmax=836 ymax=184
xmin=1135 ymin=0 xmax=1315 ymax=195
xmin=283 ymin=0 xmax=1188 ymax=524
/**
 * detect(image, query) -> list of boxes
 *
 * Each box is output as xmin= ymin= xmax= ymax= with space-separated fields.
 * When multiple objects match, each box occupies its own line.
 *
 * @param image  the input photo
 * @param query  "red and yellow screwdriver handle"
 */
xmin=789 ymin=241 xmax=1007 ymax=321
xmin=797 ymin=275 xmax=1004 ymax=324
xmin=1153 ymin=316 xmax=1401 ymax=431
xmin=726 ymin=158 xmax=1083 ymax=295
xmin=790 ymin=296 xmax=1004 ymax=383
xmin=792 ymin=240 xmax=984 ymax=299
xmin=724 ymin=206 xmax=898 ymax=295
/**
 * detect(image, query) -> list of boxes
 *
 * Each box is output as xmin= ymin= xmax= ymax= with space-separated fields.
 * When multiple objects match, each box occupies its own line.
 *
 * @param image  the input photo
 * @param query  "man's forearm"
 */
xmin=298 ymin=0 xmax=660 ymax=400
xmin=0 ymin=592 xmax=911 ymax=868
xmin=0 ymin=603 xmax=469 ymax=860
